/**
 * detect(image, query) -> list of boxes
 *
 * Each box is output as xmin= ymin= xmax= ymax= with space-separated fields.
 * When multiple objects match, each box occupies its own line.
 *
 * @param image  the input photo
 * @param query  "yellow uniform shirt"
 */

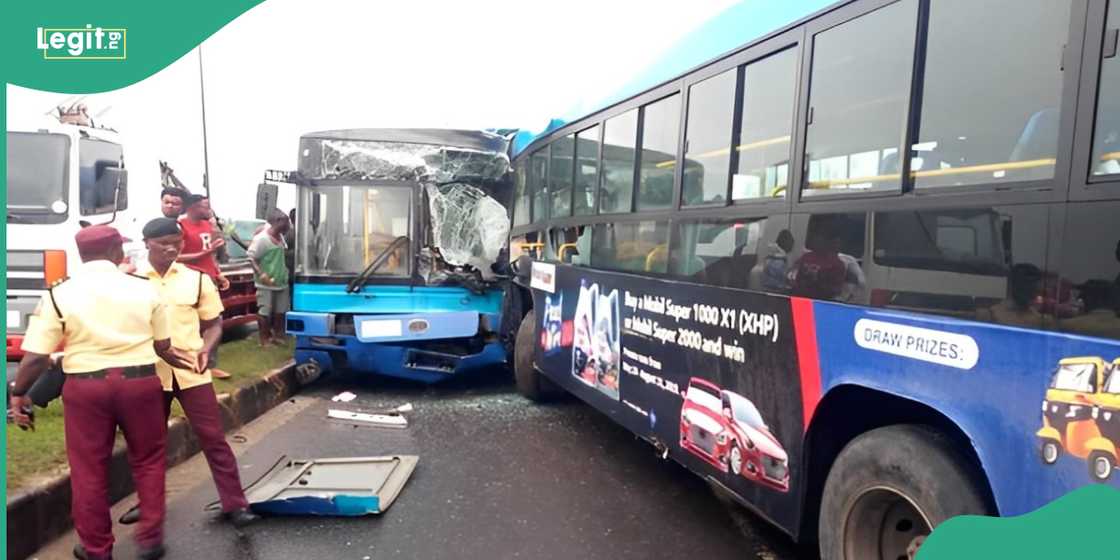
xmin=21 ymin=260 xmax=171 ymax=373
xmin=137 ymin=261 xmax=225 ymax=390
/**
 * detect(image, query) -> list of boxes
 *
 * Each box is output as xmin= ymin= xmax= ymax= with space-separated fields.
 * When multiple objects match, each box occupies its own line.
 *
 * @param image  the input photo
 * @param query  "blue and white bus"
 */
xmin=507 ymin=0 xmax=1120 ymax=558
xmin=273 ymin=129 xmax=515 ymax=383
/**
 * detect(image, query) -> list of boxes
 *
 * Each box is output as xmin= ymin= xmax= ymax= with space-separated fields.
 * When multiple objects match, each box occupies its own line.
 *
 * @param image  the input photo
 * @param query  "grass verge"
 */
xmin=5 ymin=337 xmax=293 ymax=491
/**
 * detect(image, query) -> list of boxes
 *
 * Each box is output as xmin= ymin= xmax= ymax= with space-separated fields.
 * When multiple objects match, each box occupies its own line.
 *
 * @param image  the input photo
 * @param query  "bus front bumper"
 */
xmin=287 ymin=311 xmax=507 ymax=383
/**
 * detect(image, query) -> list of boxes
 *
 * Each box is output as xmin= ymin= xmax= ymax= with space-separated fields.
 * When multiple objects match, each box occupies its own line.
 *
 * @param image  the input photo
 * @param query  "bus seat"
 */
xmin=1010 ymin=107 xmax=1059 ymax=163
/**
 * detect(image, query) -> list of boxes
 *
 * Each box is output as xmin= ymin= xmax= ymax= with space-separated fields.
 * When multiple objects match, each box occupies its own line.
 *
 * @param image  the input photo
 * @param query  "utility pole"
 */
xmin=198 ymin=45 xmax=211 ymax=198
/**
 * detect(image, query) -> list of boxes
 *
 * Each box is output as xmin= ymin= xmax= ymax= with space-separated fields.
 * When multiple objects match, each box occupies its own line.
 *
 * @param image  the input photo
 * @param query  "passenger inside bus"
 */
xmin=1059 ymin=280 xmax=1120 ymax=340
xmin=975 ymin=263 xmax=1043 ymax=328
xmin=790 ymin=218 xmax=847 ymax=301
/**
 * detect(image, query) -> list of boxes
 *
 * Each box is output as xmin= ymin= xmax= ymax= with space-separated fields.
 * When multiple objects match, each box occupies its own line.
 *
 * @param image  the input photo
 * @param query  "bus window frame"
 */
xmin=574 ymin=123 xmax=605 ymax=216
xmin=677 ymin=31 xmax=802 ymax=214
xmin=1071 ymin=0 xmax=1120 ymax=202
xmin=790 ymin=0 xmax=1083 ymax=208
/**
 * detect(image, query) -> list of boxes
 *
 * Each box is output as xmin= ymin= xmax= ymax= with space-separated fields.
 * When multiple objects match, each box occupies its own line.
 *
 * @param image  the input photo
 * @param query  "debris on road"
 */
xmin=331 ymin=391 xmax=358 ymax=403
xmin=243 ymin=455 xmax=419 ymax=516
xmin=328 ymin=408 xmax=409 ymax=429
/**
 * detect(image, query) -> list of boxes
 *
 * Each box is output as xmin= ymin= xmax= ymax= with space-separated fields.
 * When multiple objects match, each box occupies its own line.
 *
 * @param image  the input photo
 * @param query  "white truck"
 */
xmin=6 ymin=108 xmax=132 ymax=382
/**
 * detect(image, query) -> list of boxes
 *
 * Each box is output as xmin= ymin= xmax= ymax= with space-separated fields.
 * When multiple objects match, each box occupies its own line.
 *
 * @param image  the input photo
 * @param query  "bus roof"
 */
xmin=511 ymin=0 xmax=843 ymax=158
xmin=301 ymin=128 xmax=508 ymax=154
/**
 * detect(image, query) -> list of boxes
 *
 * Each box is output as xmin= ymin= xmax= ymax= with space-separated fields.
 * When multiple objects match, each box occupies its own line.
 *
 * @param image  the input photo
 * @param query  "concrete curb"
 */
xmin=6 ymin=361 xmax=299 ymax=560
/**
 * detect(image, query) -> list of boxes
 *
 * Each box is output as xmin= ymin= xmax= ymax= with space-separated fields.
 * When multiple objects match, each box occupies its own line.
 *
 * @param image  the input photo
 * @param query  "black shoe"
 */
xmin=222 ymin=508 xmax=260 ymax=528
xmin=137 ymin=543 xmax=165 ymax=560
xmin=118 ymin=504 xmax=140 ymax=525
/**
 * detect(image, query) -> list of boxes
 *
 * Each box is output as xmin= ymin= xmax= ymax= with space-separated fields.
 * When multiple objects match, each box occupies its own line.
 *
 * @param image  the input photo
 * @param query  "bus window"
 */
xmin=913 ymin=0 xmax=1071 ymax=188
xmin=734 ymin=47 xmax=798 ymax=202
xmin=513 ymin=160 xmax=530 ymax=226
xmin=550 ymin=135 xmax=574 ymax=218
xmin=803 ymin=0 xmax=917 ymax=196
xmin=862 ymin=205 xmax=1051 ymax=326
xmin=1091 ymin=1 xmax=1120 ymax=178
xmin=600 ymin=109 xmax=638 ymax=214
xmin=789 ymin=214 xmax=867 ymax=302
xmin=529 ymin=148 xmax=549 ymax=223
xmin=1056 ymin=202 xmax=1120 ymax=341
xmin=636 ymin=94 xmax=681 ymax=210
xmin=574 ymin=125 xmax=600 ymax=215
xmin=682 ymin=69 xmax=736 ymax=206
xmin=553 ymin=226 xmax=592 ymax=266
xmin=591 ymin=221 xmax=670 ymax=273
xmin=671 ymin=218 xmax=766 ymax=289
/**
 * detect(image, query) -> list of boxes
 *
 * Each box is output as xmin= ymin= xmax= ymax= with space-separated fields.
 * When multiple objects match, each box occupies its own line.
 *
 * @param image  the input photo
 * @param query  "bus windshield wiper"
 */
xmin=346 ymin=236 xmax=410 ymax=294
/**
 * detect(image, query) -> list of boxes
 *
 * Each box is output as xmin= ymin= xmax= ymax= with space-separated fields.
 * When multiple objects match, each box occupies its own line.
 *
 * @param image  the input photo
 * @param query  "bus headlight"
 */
xmin=1093 ymin=407 xmax=1100 ymax=419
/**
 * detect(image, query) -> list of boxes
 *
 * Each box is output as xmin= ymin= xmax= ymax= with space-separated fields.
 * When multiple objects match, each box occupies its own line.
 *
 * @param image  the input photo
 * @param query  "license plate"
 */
xmin=360 ymin=319 xmax=403 ymax=338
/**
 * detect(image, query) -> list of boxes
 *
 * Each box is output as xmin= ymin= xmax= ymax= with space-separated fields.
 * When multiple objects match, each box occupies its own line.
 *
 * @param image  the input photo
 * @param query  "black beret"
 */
xmin=142 ymin=217 xmax=183 ymax=239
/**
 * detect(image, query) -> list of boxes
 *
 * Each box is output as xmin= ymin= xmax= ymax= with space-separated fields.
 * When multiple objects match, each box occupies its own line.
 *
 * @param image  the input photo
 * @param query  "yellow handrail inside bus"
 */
xmin=1101 ymin=151 xmax=1120 ymax=162
xmin=806 ymin=158 xmax=1056 ymax=189
xmin=557 ymin=243 xmax=578 ymax=262
xmin=645 ymin=245 xmax=668 ymax=272
xmin=655 ymin=135 xmax=792 ymax=169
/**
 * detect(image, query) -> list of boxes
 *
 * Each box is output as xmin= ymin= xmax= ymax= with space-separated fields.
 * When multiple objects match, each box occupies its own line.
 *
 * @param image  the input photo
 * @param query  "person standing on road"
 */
xmin=178 ymin=194 xmax=233 ymax=379
xmin=9 ymin=225 xmax=196 ymax=560
xmin=248 ymin=209 xmax=291 ymax=347
xmin=117 ymin=218 xmax=259 ymax=528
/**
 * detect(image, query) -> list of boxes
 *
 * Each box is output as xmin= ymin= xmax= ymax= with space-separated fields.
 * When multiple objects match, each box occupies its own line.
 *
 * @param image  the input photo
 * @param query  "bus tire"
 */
xmin=1089 ymin=451 xmax=1114 ymax=482
xmin=514 ymin=310 xmax=557 ymax=402
xmin=818 ymin=425 xmax=989 ymax=560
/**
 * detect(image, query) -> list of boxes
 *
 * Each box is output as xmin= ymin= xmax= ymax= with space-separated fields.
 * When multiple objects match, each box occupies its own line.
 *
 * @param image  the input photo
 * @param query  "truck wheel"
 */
xmin=514 ymin=310 xmax=557 ymax=402
xmin=1089 ymin=451 xmax=1114 ymax=482
xmin=1039 ymin=439 xmax=1061 ymax=465
xmin=819 ymin=425 xmax=990 ymax=560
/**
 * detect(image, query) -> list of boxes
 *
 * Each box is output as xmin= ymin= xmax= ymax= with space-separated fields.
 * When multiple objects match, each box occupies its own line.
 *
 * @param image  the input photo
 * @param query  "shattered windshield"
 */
xmin=296 ymin=134 xmax=512 ymax=285
xmin=427 ymin=183 xmax=510 ymax=272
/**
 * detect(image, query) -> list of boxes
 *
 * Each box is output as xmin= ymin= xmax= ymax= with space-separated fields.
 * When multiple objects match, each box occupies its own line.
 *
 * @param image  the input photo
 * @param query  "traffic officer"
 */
xmin=116 ymin=218 xmax=259 ymax=527
xmin=9 ymin=225 xmax=196 ymax=560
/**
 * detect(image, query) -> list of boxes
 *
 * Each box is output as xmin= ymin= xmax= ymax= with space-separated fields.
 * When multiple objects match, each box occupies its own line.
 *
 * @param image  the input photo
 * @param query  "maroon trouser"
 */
xmin=163 ymin=378 xmax=249 ymax=512
xmin=63 ymin=369 xmax=166 ymax=558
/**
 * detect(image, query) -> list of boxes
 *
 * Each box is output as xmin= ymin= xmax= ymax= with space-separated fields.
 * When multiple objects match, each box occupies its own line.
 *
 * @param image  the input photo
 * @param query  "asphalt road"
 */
xmin=32 ymin=370 xmax=809 ymax=560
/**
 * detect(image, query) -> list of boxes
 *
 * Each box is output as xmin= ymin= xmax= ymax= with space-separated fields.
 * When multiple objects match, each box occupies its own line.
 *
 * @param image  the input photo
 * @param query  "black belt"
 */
xmin=67 ymin=364 xmax=157 ymax=380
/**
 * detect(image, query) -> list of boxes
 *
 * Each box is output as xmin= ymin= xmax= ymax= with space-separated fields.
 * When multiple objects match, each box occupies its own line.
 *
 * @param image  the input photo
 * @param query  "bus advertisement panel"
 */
xmin=527 ymin=259 xmax=1120 ymax=537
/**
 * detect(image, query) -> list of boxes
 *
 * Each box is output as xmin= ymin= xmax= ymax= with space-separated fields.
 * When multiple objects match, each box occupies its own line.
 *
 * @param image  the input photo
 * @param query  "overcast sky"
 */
xmin=7 ymin=0 xmax=737 ymax=221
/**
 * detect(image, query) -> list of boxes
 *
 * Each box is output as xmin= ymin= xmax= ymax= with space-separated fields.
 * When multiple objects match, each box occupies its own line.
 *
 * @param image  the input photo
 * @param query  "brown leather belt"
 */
xmin=67 ymin=364 xmax=157 ymax=380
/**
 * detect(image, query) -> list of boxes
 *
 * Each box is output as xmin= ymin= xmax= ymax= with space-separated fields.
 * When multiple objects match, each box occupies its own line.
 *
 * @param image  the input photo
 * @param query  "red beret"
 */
xmin=74 ymin=225 xmax=131 ymax=254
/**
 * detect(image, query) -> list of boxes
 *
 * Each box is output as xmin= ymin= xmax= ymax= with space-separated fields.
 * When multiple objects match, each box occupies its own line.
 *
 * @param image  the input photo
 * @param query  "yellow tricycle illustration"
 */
xmin=1038 ymin=357 xmax=1120 ymax=482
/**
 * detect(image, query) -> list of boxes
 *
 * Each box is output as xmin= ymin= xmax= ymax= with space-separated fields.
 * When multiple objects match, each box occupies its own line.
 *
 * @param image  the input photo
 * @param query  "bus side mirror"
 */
xmin=256 ymin=182 xmax=278 ymax=219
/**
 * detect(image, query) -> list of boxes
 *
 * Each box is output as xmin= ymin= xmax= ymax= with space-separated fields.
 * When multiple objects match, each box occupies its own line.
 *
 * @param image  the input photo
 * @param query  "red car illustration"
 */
xmin=679 ymin=377 xmax=790 ymax=492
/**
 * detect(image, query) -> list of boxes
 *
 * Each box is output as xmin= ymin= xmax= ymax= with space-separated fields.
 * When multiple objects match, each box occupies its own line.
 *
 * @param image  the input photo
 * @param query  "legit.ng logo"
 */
xmin=37 ymin=25 xmax=126 ymax=60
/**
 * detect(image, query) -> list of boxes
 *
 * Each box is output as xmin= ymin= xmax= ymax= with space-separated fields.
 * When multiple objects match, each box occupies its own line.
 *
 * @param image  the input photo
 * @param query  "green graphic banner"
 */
xmin=2 ymin=0 xmax=263 ymax=93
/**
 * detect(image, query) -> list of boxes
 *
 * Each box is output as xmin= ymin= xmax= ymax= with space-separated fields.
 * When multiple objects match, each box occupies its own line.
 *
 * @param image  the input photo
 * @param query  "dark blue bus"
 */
xmin=506 ymin=1 xmax=1120 ymax=558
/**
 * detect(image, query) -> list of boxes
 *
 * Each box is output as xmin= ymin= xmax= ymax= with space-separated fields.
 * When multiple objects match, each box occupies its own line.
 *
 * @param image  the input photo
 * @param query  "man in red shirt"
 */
xmin=178 ymin=194 xmax=232 ymax=379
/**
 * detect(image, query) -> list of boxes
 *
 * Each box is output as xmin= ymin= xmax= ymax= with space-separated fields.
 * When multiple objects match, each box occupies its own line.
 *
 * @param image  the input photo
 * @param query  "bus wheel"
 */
xmin=1089 ymin=451 xmax=1114 ymax=482
xmin=1039 ymin=439 xmax=1061 ymax=465
xmin=514 ymin=310 xmax=557 ymax=402
xmin=819 ymin=425 xmax=989 ymax=560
